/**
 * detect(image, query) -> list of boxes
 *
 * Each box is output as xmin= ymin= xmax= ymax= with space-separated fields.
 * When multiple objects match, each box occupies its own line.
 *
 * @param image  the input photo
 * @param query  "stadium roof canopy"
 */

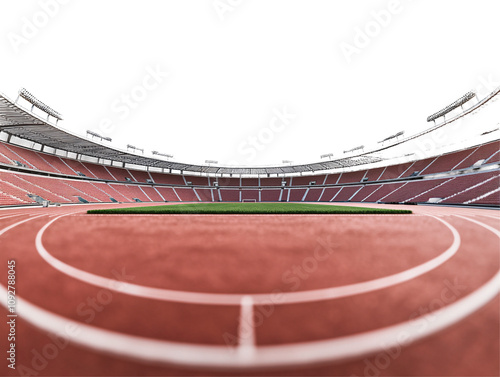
xmin=0 ymin=90 xmax=384 ymax=175
xmin=0 ymin=87 xmax=499 ymax=176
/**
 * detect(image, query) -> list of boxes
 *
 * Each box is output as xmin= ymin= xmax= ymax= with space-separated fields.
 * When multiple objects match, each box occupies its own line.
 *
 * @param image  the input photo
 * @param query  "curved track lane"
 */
xmin=0 ymin=203 xmax=498 ymax=375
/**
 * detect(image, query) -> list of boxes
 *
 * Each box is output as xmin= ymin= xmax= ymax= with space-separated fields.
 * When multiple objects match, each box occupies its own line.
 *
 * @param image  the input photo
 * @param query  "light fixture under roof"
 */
xmin=344 ymin=145 xmax=364 ymax=154
xmin=427 ymin=91 xmax=476 ymax=122
xmin=86 ymin=130 xmax=112 ymax=142
xmin=127 ymin=144 xmax=144 ymax=154
xmin=152 ymin=151 xmax=173 ymax=158
xmin=379 ymin=131 xmax=404 ymax=143
xmin=18 ymin=88 xmax=63 ymax=121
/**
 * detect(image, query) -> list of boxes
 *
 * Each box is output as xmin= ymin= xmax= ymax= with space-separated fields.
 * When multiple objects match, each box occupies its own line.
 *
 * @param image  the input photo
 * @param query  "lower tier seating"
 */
xmin=0 ymin=169 xmax=498 ymax=207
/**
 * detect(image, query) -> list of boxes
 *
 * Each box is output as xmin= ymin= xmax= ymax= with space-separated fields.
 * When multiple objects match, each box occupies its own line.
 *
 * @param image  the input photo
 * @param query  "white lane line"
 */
xmin=454 ymin=215 xmax=500 ymax=235
xmin=0 ymin=214 xmax=46 ymax=237
xmin=0 ymin=213 xmax=24 ymax=221
xmin=476 ymin=214 xmax=500 ymax=221
xmin=35 ymin=215 xmax=460 ymax=306
xmin=237 ymin=296 xmax=256 ymax=361
xmin=48 ymin=211 xmax=81 ymax=218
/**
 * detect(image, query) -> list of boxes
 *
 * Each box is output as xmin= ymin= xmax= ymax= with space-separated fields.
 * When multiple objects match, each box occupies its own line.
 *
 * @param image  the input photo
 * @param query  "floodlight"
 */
xmin=127 ymin=144 xmax=144 ymax=154
xmin=427 ymin=91 xmax=476 ymax=122
xmin=378 ymin=131 xmax=404 ymax=143
xmin=152 ymin=151 xmax=173 ymax=158
xmin=19 ymin=88 xmax=63 ymax=120
xmin=86 ymin=130 xmax=112 ymax=142
xmin=343 ymin=145 xmax=364 ymax=154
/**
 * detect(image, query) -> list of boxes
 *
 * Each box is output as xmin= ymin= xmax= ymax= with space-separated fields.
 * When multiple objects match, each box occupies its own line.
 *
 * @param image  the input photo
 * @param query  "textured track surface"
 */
xmin=0 ymin=202 xmax=498 ymax=376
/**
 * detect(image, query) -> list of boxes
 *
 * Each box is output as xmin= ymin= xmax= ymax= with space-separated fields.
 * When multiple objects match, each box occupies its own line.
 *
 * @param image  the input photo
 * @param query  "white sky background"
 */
xmin=0 ymin=0 xmax=499 ymax=167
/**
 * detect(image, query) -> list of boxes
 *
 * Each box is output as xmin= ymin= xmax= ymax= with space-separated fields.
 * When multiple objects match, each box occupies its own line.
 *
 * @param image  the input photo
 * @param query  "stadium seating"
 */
xmin=216 ymin=178 xmax=241 ymax=187
xmin=324 ymin=174 xmax=341 ymax=185
xmin=140 ymin=186 xmax=165 ymax=202
xmin=364 ymin=182 xmax=406 ymax=202
xmin=420 ymin=150 xmax=475 ymax=175
xmin=0 ymin=173 xmax=34 ymax=204
xmin=363 ymin=167 xmax=386 ymax=182
xmin=120 ymin=185 xmax=151 ymax=202
xmin=260 ymin=189 xmax=281 ymax=202
xmin=0 ymin=191 xmax=27 ymax=205
xmin=0 ymin=143 xmax=37 ymax=169
xmin=149 ymin=172 xmax=185 ymax=185
xmin=241 ymin=178 xmax=259 ymax=187
xmin=349 ymin=184 xmax=382 ymax=202
xmin=39 ymin=154 xmax=76 ymax=175
xmin=401 ymin=157 xmax=437 ymax=177
xmin=0 ymin=173 xmax=71 ymax=203
xmin=104 ymin=166 xmax=130 ymax=181
xmin=290 ymin=176 xmax=326 ymax=186
xmin=338 ymin=171 xmax=367 ymax=184
xmin=65 ymin=181 xmax=112 ymax=202
xmin=260 ymin=177 xmax=284 ymax=186
xmin=440 ymin=172 xmax=500 ymax=204
xmin=287 ymin=188 xmax=308 ymax=202
xmin=0 ymin=150 xmax=12 ymax=165
xmin=241 ymin=189 xmax=259 ymax=201
xmin=126 ymin=169 xmax=152 ymax=183
xmin=470 ymin=189 xmax=500 ymax=205
xmin=195 ymin=188 xmax=215 ymax=202
xmin=184 ymin=176 xmax=210 ymax=186
xmin=105 ymin=184 xmax=133 ymax=202
xmin=175 ymin=187 xmax=200 ymax=202
xmin=81 ymin=163 xmax=117 ymax=181
xmin=454 ymin=141 xmax=499 ymax=168
xmin=333 ymin=186 xmax=363 ymax=201
xmin=219 ymin=189 xmax=240 ymax=201
xmin=155 ymin=187 xmax=180 ymax=201
xmin=20 ymin=151 xmax=57 ymax=173
xmin=0 ymin=139 xmax=498 ymax=207
xmin=320 ymin=187 xmax=342 ymax=201
xmin=382 ymin=178 xmax=450 ymax=203
xmin=62 ymin=159 xmax=95 ymax=177
xmin=378 ymin=162 xmax=414 ymax=181
xmin=303 ymin=188 xmax=324 ymax=202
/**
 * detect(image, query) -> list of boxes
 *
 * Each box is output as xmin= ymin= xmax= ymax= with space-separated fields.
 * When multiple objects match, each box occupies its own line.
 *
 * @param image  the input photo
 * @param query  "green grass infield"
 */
xmin=87 ymin=202 xmax=412 ymax=215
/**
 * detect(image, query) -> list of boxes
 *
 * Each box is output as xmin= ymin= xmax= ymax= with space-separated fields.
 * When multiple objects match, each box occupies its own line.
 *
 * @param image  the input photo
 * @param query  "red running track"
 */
xmin=0 ymin=202 xmax=498 ymax=376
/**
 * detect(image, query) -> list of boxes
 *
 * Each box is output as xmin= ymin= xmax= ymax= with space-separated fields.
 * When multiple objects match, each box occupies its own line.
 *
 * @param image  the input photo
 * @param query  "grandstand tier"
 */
xmin=0 ymin=139 xmax=498 ymax=207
